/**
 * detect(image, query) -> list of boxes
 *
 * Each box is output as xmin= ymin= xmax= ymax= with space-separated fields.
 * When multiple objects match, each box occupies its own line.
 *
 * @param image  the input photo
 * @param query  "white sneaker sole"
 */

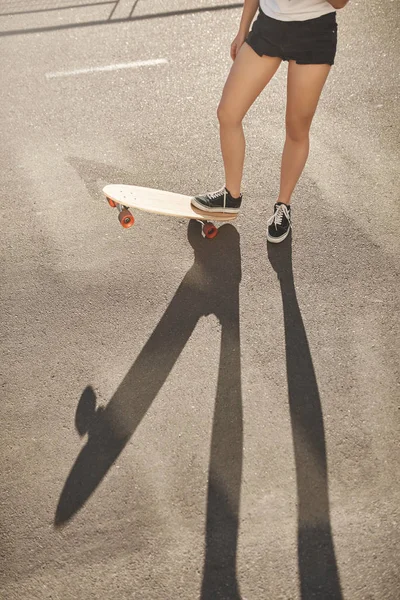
xmin=267 ymin=226 xmax=291 ymax=244
xmin=191 ymin=197 xmax=240 ymax=214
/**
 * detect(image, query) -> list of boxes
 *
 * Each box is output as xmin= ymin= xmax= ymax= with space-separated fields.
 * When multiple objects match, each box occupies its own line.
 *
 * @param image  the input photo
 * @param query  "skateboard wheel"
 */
xmin=203 ymin=223 xmax=218 ymax=239
xmin=107 ymin=197 xmax=117 ymax=208
xmin=118 ymin=209 xmax=135 ymax=228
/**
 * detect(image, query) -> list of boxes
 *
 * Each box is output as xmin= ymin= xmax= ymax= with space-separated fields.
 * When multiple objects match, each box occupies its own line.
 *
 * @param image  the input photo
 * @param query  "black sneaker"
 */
xmin=191 ymin=186 xmax=242 ymax=214
xmin=267 ymin=202 xmax=292 ymax=243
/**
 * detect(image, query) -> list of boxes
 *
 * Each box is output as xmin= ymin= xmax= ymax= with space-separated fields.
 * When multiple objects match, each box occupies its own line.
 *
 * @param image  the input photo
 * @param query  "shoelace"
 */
xmin=273 ymin=204 xmax=290 ymax=227
xmin=208 ymin=188 xmax=226 ymax=201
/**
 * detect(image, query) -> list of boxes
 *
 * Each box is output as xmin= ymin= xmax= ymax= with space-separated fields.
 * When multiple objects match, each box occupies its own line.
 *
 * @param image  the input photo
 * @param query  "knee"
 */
xmin=286 ymin=115 xmax=312 ymax=143
xmin=217 ymin=103 xmax=242 ymax=127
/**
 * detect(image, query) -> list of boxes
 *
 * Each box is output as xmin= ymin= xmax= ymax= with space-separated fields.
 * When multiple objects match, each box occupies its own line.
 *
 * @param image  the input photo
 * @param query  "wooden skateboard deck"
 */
xmin=103 ymin=184 xmax=238 ymax=239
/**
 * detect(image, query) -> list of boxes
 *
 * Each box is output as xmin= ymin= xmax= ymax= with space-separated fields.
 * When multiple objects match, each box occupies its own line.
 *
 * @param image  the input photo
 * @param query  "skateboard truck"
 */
xmin=107 ymin=197 xmax=135 ymax=228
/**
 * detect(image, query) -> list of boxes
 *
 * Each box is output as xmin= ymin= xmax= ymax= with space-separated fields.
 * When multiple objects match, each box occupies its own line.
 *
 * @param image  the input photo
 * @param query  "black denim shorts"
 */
xmin=246 ymin=9 xmax=338 ymax=66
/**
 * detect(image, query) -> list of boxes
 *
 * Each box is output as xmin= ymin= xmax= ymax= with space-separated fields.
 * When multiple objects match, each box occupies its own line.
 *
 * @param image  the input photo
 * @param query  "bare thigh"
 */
xmin=218 ymin=43 xmax=282 ymax=123
xmin=286 ymin=61 xmax=331 ymax=139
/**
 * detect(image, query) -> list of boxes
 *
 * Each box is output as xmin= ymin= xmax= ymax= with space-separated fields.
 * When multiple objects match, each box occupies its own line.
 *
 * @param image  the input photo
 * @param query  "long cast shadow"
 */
xmin=55 ymin=220 xmax=243 ymax=598
xmin=0 ymin=3 xmax=243 ymax=37
xmin=201 ymin=239 xmax=242 ymax=599
xmin=0 ymin=2 xmax=115 ymax=18
xmin=268 ymin=235 xmax=343 ymax=600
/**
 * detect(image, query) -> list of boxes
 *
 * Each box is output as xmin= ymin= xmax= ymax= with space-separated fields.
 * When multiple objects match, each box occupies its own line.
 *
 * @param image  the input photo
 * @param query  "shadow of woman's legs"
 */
xmin=201 ymin=294 xmax=243 ymax=599
xmin=268 ymin=236 xmax=343 ymax=599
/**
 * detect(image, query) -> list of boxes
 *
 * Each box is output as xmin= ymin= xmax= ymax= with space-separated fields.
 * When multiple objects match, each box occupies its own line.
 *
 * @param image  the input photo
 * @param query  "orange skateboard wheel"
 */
xmin=118 ymin=209 xmax=135 ymax=228
xmin=107 ymin=197 xmax=117 ymax=208
xmin=203 ymin=223 xmax=218 ymax=239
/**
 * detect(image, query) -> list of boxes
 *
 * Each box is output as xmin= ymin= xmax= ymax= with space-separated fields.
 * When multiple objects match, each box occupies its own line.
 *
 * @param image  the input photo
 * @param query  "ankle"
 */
xmin=226 ymin=186 xmax=241 ymax=199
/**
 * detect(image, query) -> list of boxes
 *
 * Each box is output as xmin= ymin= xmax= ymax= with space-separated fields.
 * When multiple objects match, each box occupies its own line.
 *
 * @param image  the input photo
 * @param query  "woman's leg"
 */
xmin=277 ymin=61 xmax=331 ymax=205
xmin=218 ymin=44 xmax=281 ymax=198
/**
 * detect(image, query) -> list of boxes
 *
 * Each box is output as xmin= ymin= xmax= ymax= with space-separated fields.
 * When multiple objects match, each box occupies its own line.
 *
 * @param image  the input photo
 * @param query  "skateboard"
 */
xmin=103 ymin=184 xmax=238 ymax=239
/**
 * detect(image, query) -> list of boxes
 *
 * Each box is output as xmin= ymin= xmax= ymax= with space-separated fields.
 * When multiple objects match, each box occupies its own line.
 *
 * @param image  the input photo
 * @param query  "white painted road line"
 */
xmin=45 ymin=58 xmax=168 ymax=79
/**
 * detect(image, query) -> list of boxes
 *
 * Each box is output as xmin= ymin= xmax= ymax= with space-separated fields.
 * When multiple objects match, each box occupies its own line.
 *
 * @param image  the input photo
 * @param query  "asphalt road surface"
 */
xmin=1 ymin=1 xmax=399 ymax=599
